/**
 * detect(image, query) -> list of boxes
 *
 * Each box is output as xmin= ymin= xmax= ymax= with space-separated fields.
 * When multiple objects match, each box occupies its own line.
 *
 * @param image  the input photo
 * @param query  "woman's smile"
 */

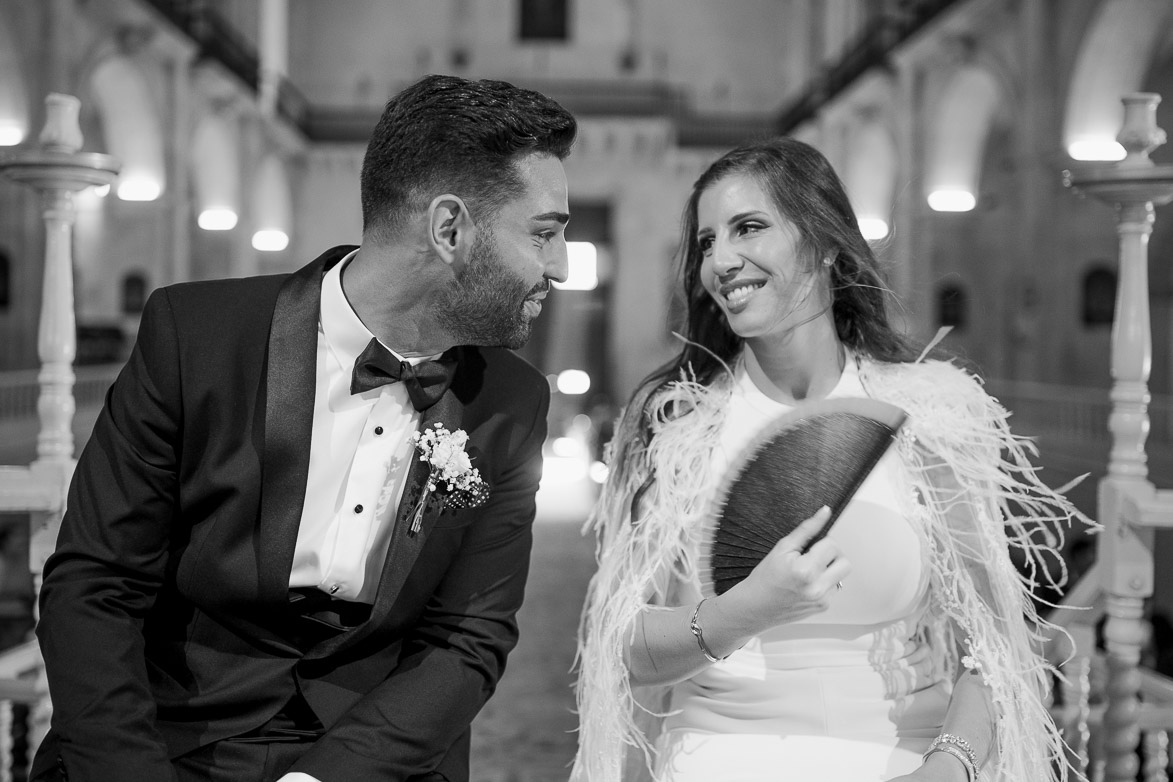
xmin=696 ymin=174 xmax=828 ymax=340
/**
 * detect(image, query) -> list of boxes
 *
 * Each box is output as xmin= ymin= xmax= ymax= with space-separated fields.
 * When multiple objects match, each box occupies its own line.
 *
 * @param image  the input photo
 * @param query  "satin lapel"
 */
xmin=258 ymin=246 xmax=355 ymax=605
xmin=304 ymin=388 xmax=464 ymax=659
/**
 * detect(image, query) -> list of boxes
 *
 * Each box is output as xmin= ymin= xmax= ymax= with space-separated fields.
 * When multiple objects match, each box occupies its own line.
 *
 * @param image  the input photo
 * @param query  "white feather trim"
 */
xmin=572 ymin=357 xmax=1095 ymax=782
xmin=572 ymin=373 xmax=727 ymax=782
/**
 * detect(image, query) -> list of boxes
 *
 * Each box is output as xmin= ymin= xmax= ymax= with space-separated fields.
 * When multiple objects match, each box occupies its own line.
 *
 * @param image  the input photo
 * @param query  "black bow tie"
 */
xmin=350 ymin=338 xmax=457 ymax=411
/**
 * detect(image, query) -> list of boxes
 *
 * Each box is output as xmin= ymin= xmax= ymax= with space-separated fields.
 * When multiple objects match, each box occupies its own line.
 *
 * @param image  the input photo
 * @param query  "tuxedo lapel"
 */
xmin=304 ymin=377 xmax=466 ymax=659
xmin=258 ymin=246 xmax=356 ymax=604
xmin=380 ymin=389 xmax=465 ymax=595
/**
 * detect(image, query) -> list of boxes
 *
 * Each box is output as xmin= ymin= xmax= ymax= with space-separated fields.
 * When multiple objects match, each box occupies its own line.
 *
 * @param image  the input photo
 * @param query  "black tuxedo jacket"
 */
xmin=32 ymin=247 xmax=550 ymax=782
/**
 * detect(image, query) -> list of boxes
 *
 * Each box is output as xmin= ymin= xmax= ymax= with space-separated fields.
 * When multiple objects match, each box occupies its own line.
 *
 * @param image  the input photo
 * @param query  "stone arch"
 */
xmin=0 ymin=247 xmax=10 ymax=309
xmin=121 ymin=270 xmax=148 ymax=314
xmin=0 ymin=9 xmax=29 ymax=146
xmin=251 ymin=154 xmax=292 ymax=252
xmin=936 ymin=281 xmax=968 ymax=331
xmin=844 ymin=118 xmax=897 ymax=240
xmin=89 ymin=55 xmax=166 ymax=200
xmin=191 ymin=115 xmax=241 ymax=229
xmin=924 ymin=64 xmax=1003 ymax=211
xmin=1064 ymin=0 xmax=1171 ymax=159
xmin=1082 ymin=264 xmax=1117 ymax=326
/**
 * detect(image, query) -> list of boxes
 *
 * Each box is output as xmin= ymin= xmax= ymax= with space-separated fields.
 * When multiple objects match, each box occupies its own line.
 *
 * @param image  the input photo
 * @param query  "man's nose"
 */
xmin=548 ymin=240 xmax=569 ymax=283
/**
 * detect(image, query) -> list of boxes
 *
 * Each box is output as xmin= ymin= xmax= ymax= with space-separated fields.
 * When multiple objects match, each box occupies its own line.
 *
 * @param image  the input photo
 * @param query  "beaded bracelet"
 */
xmin=931 ymin=733 xmax=979 ymax=773
xmin=923 ymin=744 xmax=977 ymax=782
xmin=688 ymin=598 xmax=727 ymax=663
xmin=923 ymin=732 xmax=980 ymax=782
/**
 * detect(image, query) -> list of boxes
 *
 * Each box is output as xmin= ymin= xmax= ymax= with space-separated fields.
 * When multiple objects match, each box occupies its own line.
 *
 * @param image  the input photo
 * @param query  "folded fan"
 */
xmin=706 ymin=397 xmax=908 ymax=596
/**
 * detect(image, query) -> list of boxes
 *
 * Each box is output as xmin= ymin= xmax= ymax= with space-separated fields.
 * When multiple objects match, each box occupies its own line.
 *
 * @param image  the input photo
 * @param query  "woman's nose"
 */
xmin=710 ymin=238 xmax=742 ymax=276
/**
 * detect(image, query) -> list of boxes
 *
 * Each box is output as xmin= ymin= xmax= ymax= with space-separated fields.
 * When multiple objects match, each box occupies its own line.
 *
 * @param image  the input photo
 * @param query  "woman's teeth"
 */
xmin=725 ymin=283 xmax=763 ymax=306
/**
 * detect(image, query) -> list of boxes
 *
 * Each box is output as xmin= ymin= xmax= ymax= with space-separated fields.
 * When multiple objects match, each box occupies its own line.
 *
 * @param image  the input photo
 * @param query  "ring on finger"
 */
xmin=836 ymin=581 xmax=844 ymax=591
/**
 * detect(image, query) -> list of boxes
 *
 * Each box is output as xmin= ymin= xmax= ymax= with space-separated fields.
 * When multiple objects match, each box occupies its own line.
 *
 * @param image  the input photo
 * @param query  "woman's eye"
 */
xmin=698 ymin=236 xmax=714 ymax=254
xmin=736 ymin=221 xmax=763 ymax=236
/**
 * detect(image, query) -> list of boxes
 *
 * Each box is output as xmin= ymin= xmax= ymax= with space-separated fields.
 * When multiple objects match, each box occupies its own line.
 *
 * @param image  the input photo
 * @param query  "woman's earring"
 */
xmin=822 ymin=257 xmax=833 ymax=267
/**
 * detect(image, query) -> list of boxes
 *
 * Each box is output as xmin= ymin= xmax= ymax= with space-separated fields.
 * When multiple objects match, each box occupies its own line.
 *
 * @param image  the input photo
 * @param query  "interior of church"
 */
xmin=0 ymin=1 xmax=1171 ymax=779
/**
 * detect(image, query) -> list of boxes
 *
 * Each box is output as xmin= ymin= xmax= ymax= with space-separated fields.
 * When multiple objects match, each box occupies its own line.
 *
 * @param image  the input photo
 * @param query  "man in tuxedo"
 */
xmin=32 ymin=74 xmax=576 ymax=782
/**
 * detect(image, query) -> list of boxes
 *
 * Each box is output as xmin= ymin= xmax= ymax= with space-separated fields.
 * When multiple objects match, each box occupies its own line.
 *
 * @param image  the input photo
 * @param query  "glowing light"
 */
xmin=118 ymin=178 xmax=162 ymax=201
xmin=541 ymin=455 xmax=588 ymax=485
xmin=858 ymin=218 xmax=889 ymax=240
xmin=927 ymin=190 xmax=976 ymax=212
xmin=589 ymin=461 xmax=609 ymax=484
xmin=1067 ymin=139 xmax=1126 ymax=161
xmin=198 ymin=208 xmax=239 ymax=231
xmin=252 ymin=229 xmax=289 ymax=252
xmin=92 ymin=184 xmax=110 ymax=198
xmin=552 ymin=436 xmax=586 ymax=458
xmin=553 ymin=242 xmax=598 ymax=291
xmin=556 ymin=369 xmax=591 ymax=395
xmin=77 ymin=185 xmax=106 ymax=210
xmin=0 ymin=124 xmax=23 ymax=146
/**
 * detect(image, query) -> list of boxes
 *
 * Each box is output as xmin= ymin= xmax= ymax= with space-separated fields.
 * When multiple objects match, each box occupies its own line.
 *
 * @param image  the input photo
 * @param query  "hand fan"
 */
xmin=706 ymin=397 xmax=908 ymax=596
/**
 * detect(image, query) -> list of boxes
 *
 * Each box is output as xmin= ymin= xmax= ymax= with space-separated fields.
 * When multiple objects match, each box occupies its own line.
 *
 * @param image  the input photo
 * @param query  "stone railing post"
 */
xmin=1064 ymin=92 xmax=1173 ymax=782
xmin=0 ymin=93 xmax=119 ymax=753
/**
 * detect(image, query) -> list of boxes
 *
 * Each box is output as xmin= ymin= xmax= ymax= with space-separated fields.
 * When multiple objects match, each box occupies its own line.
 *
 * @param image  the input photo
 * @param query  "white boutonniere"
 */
xmin=406 ymin=423 xmax=490 ymax=534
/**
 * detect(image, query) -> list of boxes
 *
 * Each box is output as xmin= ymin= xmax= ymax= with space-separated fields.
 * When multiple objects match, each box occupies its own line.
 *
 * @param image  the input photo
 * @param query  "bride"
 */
xmin=571 ymin=137 xmax=1088 ymax=782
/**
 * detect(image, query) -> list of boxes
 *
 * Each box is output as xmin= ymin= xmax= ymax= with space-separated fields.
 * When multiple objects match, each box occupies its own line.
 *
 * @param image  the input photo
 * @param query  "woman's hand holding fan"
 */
xmin=704 ymin=397 xmax=908 ymax=597
xmin=715 ymin=506 xmax=853 ymax=632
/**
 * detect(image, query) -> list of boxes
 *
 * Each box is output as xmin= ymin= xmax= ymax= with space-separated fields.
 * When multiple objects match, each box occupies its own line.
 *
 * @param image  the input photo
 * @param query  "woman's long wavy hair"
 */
xmin=607 ymin=137 xmax=920 ymax=493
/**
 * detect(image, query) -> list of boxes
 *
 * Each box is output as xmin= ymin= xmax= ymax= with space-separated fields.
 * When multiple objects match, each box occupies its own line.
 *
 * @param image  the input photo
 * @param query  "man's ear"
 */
xmin=427 ymin=195 xmax=476 ymax=270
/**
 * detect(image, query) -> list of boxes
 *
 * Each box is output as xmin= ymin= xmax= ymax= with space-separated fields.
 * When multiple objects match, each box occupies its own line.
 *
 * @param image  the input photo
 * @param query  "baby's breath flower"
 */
xmin=406 ymin=424 xmax=490 ymax=533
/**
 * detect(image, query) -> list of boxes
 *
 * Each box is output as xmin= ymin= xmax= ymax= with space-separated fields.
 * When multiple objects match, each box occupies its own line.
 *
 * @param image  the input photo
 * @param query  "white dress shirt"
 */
xmin=280 ymin=252 xmax=437 ymax=782
xmin=288 ymin=250 xmax=431 ymax=603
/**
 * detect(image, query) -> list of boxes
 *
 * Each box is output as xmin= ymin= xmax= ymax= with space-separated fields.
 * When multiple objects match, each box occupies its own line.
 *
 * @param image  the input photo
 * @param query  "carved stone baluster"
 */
xmin=0 ymin=94 xmax=119 ymax=760
xmin=1093 ymin=753 xmax=1107 ymax=782
xmin=1063 ymin=93 xmax=1173 ymax=782
xmin=1064 ymin=624 xmax=1095 ymax=777
xmin=1103 ymin=596 xmax=1147 ymax=782
xmin=1143 ymin=730 xmax=1169 ymax=782
xmin=0 ymin=698 xmax=12 ymax=782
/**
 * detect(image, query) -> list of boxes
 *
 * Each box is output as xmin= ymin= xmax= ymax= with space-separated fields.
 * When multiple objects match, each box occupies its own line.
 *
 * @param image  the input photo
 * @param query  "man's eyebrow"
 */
xmin=532 ymin=211 xmax=570 ymax=224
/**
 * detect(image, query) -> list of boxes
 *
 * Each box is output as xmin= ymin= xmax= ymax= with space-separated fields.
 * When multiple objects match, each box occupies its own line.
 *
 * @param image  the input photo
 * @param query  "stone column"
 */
xmin=0 ymin=92 xmax=119 ymax=753
xmin=1064 ymin=92 xmax=1173 ymax=782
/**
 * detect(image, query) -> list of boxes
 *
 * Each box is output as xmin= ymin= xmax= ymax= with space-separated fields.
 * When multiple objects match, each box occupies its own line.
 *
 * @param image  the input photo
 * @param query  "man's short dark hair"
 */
xmin=360 ymin=74 xmax=577 ymax=242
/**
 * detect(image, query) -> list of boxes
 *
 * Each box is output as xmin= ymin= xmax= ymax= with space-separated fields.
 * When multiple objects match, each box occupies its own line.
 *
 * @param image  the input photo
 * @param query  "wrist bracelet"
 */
xmin=930 ymin=733 xmax=980 ymax=775
xmin=688 ymin=598 xmax=728 ymax=663
xmin=923 ymin=745 xmax=977 ymax=782
xmin=924 ymin=740 xmax=980 ymax=782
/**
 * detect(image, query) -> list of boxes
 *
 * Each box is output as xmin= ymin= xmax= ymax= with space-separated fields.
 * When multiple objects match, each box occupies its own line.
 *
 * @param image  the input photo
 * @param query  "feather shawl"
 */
xmin=571 ymin=356 xmax=1093 ymax=782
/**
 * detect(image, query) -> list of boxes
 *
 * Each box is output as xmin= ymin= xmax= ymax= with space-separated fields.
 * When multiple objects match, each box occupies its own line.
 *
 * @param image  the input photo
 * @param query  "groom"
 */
xmin=31 ymin=75 xmax=576 ymax=782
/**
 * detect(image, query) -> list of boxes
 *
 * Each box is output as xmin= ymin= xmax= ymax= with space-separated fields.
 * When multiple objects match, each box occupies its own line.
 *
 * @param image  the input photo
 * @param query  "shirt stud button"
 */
xmin=374 ymin=426 xmax=384 ymax=435
xmin=354 ymin=504 xmax=363 ymax=513
xmin=329 ymin=584 xmax=340 ymax=595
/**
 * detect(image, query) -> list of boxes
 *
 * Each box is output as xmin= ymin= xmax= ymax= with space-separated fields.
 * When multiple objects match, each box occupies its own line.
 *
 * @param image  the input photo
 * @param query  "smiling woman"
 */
xmin=695 ymin=176 xmax=827 ymax=347
xmin=572 ymin=137 xmax=1091 ymax=782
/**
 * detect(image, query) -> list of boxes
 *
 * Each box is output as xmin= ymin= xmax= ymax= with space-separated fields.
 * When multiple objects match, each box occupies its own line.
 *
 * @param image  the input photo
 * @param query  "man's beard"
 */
xmin=434 ymin=230 xmax=545 ymax=349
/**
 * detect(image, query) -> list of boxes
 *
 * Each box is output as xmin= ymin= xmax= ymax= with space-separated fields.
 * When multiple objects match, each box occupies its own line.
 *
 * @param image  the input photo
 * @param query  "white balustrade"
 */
xmin=1064 ymin=92 xmax=1173 ymax=782
xmin=0 ymin=94 xmax=119 ymax=770
xmin=1144 ymin=730 xmax=1170 ymax=782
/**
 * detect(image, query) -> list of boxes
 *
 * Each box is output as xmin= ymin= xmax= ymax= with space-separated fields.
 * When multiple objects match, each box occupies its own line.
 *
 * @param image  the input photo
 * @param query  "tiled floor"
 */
xmin=470 ymin=512 xmax=595 ymax=782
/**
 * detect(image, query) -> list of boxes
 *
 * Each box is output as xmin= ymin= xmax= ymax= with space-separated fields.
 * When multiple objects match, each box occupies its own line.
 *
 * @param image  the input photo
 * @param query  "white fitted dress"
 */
xmin=654 ymin=360 xmax=950 ymax=782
